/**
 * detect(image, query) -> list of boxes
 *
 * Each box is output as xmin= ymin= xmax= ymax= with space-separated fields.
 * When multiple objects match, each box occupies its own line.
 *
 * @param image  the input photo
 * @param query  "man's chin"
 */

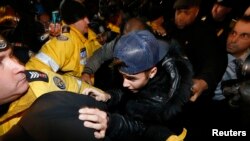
xmin=129 ymin=89 xmax=138 ymax=93
xmin=226 ymin=47 xmax=234 ymax=53
xmin=18 ymin=83 xmax=29 ymax=95
xmin=176 ymin=24 xmax=185 ymax=29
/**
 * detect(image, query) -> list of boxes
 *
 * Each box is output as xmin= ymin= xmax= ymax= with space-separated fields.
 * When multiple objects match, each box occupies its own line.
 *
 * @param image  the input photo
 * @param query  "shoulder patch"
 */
xmin=25 ymin=70 xmax=49 ymax=82
xmin=53 ymin=76 xmax=66 ymax=89
xmin=56 ymin=25 xmax=70 ymax=41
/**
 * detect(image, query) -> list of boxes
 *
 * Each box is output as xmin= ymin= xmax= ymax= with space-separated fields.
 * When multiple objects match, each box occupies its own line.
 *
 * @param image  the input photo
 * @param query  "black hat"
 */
xmin=173 ymin=0 xmax=201 ymax=9
xmin=216 ymin=0 xmax=235 ymax=8
xmin=60 ymin=0 xmax=88 ymax=24
xmin=98 ymin=0 xmax=123 ymax=20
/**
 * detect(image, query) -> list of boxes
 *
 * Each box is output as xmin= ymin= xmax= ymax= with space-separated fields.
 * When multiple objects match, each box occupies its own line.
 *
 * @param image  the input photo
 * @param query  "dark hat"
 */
xmin=216 ymin=0 xmax=235 ymax=8
xmin=98 ymin=0 xmax=123 ymax=20
xmin=173 ymin=0 xmax=201 ymax=9
xmin=113 ymin=30 xmax=169 ymax=74
xmin=59 ymin=0 xmax=88 ymax=24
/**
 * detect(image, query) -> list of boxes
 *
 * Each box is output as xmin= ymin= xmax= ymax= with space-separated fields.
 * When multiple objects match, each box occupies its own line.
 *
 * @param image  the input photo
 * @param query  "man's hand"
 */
xmin=149 ymin=16 xmax=167 ymax=37
xmin=190 ymin=79 xmax=208 ymax=102
xmin=79 ymin=107 xmax=109 ymax=139
xmin=82 ymin=88 xmax=111 ymax=102
xmin=49 ymin=23 xmax=61 ymax=37
xmin=82 ymin=73 xmax=93 ymax=85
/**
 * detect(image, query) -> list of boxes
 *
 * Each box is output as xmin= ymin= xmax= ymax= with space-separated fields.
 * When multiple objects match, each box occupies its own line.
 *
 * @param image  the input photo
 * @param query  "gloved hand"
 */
xmin=166 ymin=128 xmax=187 ymax=141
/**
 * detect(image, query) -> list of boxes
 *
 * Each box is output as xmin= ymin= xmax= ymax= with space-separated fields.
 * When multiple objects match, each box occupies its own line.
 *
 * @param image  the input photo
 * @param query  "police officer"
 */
xmin=26 ymin=0 xmax=102 ymax=79
xmin=0 ymin=34 xmax=102 ymax=135
xmin=167 ymin=0 xmax=228 ymax=139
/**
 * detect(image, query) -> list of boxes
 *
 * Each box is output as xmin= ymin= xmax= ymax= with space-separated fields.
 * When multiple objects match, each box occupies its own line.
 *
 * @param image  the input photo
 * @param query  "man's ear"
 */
xmin=194 ymin=7 xmax=200 ymax=17
xmin=149 ymin=67 xmax=157 ymax=78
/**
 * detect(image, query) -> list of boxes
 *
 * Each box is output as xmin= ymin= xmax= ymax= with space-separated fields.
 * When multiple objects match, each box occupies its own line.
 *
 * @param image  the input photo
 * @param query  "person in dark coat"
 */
xmin=200 ymin=0 xmax=239 ymax=51
xmin=165 ymin=0 xmax=228 ymax=140
xmin=79 ymin=30 xmax=193 ymax=141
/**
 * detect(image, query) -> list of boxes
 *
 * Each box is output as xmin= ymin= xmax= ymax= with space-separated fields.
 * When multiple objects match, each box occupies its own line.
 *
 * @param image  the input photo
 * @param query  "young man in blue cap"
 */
xmin=81 ymin=30 xmax=193 ymax=141
xmin=3 ymin=30 xmax=193 ymax=141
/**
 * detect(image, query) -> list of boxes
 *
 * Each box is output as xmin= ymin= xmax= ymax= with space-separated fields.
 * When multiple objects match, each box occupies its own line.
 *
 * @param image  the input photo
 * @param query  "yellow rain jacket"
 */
xmin=107 ymin=23 xmax=120 ymax=34
xmin=0 ymin=69 xmax=99 ymax=135
xmin=26 ymin=26 xmax=101 ymax=78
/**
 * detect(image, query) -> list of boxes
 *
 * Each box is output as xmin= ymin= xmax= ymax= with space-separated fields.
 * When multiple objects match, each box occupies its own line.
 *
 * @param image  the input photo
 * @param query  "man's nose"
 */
xmin=123 ymin=79 xmax=130 ymax=88
xmin=11 ymin=58 xmax=25 ymax=73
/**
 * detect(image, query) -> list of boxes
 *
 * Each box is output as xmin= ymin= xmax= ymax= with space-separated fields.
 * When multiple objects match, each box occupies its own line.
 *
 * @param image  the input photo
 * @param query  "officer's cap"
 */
xmin=216 ymin=0 xmax=236 ymax=8
xmin=174 ymin=0 xmax=201 ymax=9
xmin=60 ymin=0 xmax=89 ymax=25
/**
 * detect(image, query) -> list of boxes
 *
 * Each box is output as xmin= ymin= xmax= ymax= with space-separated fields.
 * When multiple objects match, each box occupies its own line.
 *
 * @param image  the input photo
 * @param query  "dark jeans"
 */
xmin=1 ymin=91 xmax=107 ymax=141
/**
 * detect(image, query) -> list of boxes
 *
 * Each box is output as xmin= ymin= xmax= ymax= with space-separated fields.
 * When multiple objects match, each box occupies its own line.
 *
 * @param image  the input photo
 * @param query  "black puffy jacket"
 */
xmin=105 ymin=54 xmax=193 ymax=141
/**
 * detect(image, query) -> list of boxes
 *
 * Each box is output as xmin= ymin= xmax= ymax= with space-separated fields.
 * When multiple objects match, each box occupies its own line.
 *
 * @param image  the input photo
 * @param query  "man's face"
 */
xmin=245 ymin=7 xmax=250 ymax=16
xmin=227 ymin=20 xmax=250 ymax=58
xmin=175 ymin=7 xmax=199 ymax=29
xmin=82 ymin=17 xmax=90 ymax=34
xmin=0 ymin=48 xmax=29 ymax=104
xmin=119 ymin=71 xmax=151 ymax=93
xmin=123 ymin=18 xmax=145 ymax=35
xmin=211 ymin=3 xmax=232 ymax=21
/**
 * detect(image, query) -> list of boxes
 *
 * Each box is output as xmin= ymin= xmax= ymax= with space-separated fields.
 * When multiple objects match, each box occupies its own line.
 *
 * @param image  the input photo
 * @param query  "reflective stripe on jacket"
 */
xmin=26 ymin=27 xmax=101 ymax=78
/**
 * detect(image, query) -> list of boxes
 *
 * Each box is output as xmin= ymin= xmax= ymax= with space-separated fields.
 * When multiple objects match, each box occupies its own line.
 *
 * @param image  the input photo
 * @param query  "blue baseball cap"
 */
xmin=113 ymin=30 xmax=169 ymax=74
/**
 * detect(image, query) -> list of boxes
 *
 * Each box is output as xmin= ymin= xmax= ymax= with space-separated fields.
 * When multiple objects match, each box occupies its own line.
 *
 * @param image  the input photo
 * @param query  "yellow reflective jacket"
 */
xmin=0 ymin=69 xmax=99 ymax=135
xmin=107 ymin=23 xmax=120 ymax=34
xmin=26 ymin=26 xmax=101 ymax=78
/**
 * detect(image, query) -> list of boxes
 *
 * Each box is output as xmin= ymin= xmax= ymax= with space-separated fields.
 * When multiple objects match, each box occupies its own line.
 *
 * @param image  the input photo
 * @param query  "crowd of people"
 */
xmin=0 ymin=0 xmax=250 ymax=141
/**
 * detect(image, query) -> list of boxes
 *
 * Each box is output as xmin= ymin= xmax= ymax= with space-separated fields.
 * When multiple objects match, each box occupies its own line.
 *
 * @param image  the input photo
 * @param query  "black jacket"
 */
xmin=106 ymin=55 xmax=193 ymax=141
xmin=170 ymin=20 xmax=228 ymax=95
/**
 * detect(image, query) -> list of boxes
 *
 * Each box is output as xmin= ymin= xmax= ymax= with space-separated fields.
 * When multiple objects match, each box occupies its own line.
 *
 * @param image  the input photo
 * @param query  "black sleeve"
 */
xmin=2 ymin=91 xmax=107 ymax=141
xmin=106 ymin=113 xmax=146 ymax=140
xmin=105 ymin=89 xmax=124 ymax=108
xmin=193 ymin=26 xmax=227 ymax=92
xmin=106 ymin=114 xmax=175 ymax=141
xmin=143 ymin=125 xmax=174 ymax=141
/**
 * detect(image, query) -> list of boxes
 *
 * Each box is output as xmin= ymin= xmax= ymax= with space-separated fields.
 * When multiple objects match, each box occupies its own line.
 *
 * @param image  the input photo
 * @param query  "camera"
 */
xmin=222 ymin=54 xmax=250 ymax=108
